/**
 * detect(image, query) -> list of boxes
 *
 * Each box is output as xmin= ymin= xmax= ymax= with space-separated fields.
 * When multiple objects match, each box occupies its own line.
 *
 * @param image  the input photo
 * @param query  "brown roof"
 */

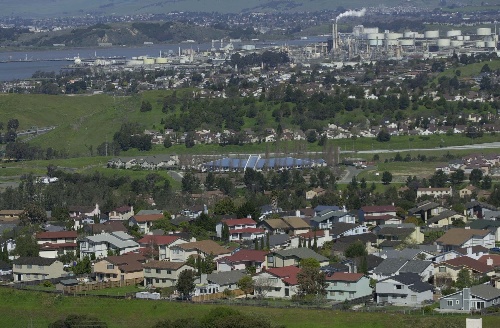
xmin=282 ymin=217 xmax=310 ymax=229
xmin=325 ymin=272 xmax=365 ymax=282
xmin=439 ymin=256 xmax=494 ymax=274
xmin=0 ymin=210 xmax=23 ymax=215
xmin=143 ymin=261 xmax=190 ymax=270
xmin=89 ymin=221 xmax=127 ymax=234
xmin=36 ymin=231 xmax=77 ymax=239
xmin=105 ymin=254 xmax=146 ymax=273
xmin=263 ymin=219 xmax=289 ymax=230
xmin=132 ymin=214 xmax=164 ymax=223
xmin=436 ymin=228 xmax=491 ymax=246
xmin=177 ymin=240 xmax=230 ymax=256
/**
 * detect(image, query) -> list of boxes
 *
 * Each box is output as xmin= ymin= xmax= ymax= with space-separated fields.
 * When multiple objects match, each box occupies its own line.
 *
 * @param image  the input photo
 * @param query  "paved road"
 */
xmin=344 ymin=141 xmax=500 ymax=154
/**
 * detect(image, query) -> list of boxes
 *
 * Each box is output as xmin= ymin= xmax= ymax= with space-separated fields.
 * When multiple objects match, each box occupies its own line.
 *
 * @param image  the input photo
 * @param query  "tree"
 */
xmin=376 ymin=129 xmax=391 ymax=142
xmin=73 ymin=257 xmax=92 ymax=274
xmin=306 ymin=130 xmax=317 ymax=143
xmin=7 ymin=118 xmax=19 ymax=131
xmin=221 ymin=224 xmax=229 ymax=243
xmin=455 ymin=268 xmax=472 ymax=289
xmin=449 ymin=169 xmax=465 ymax=186
xmin=163 ymin=136 xmax=172 ymax=148
xmin=181 ymin=171 xmax=200 ymax=194
xmin=14 ymin=234 xmax=39 ymax=257
xmin=213 ymin=198 xmax=236 ymax=215
xmin=49 ymin=314 xmax=108 ymax=328
xmin=185 ymin=132 xmax=195 ymax=148
xmin=359 ymin=255 xmax=368 ymax=274
xmin=140 ymin=100 xmax=152 ymax=112
xmin=19 ymin=203 xmax=47 ymax=226
xmin=481 ymin=175 xmax=492 ymax=190
xmin=237 ymin=275 xmax=254 ymax=298
xmin=469 ymin=169 xmax=483 ymax=187
xmin=429 ymin=170 xmax=448 ymax=188
xmin=204 ymin=172 xmax=216 ymax=191
xmin=344 ymin=240 xmax=367 ymax=258
xmin=176 ymin=269 xmax=196 ymax=298
xmin=297 ymin=258 xmax=327 ymax=300
xmin=381 ymin=171 xmax=393 ymax=185
xmin=253 ymin=276 xmax=274 ymax=299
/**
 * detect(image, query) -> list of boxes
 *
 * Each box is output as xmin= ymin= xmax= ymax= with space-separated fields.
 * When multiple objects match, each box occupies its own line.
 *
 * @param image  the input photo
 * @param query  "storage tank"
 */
xmin=475 ymin=41 xmax=486 ymax=48
xmin=424 ymin=30 xmax=439 ymax=38
xmin=404 ymin=31 xmax=417 ymax=38
xmin=463 ymin=35 xmax=471 ymax=41
xmin=477 ymin=28 xmax=492 ymax=36
xmin=450 ymin=40 xmax=464 ymax=47
xmin=126 ymin=59 xmax=143 ymax=66
xmin=368 ymin=33 xmax=385 ymax=40
xmin=364 ymin=27 xmax=379 ymax=34
xmin=385 ymin=39 xmax=399 ymax=46
xmin=399 ymin=39 xmax=415 ymax=46
xmin=485 ymin=41 xmax=496 ymax=48
xmin=386 ymin=32 xmax=403 ymax=40
xmin=155 ymin=57 xmax=168 ymax=64
xmin=369 ymin=39 xmax=383 ymax=46
xmin=446 ymin=30 xmax=462 ymax=37
xmin=457 ymin=35 xmax=464 ymax=41
xmin=437 ymin=38 xmax=451 ymax=47
xmin=143 ymin=58 xmax=155 ymax=65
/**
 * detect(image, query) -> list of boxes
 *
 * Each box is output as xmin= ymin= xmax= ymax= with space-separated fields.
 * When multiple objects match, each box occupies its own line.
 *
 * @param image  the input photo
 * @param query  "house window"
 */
xmin=439 ymin=267 xmax=446 ymax=273
xmin=107 ymin=264 xmax=114 ymax=270
xmin=33 ymin=274 xmax=38 ymax=279
xmin=411 ymin=295 xmax=417 ymax=302
xmin=329 ymin=291 xmax=336 ymax=296
xmin=81 ymin=242 xmax=87 ymax=248
xmin=447 ymin=300 xmax=453 ymax=306
xmin=38 ymin=266 xmax=44 ymax=270
xmin=15 ymin=264 xmax=22 ymax=269
xmin=26 ymin=274 xmax=31 ymax=279
xmin=274 ymin=287 xmax=280 ymax=292
xmin=349 ymin=292 xmax=355 ymax=298
xmin=395 ymin=285 xmax=402 ymax=290
xmin=173 ymin=249 xmax=180 ymax=254
xmin=339 ymin=292 xmax=344 ymax=296
xmin=27 ymin=265 xmax=32 ymax=269
xmin=156 ymin=279 xmax=160 ymax=283
xmin=167 ymin=270 xmax=172 ymax=274
xmin=145 ymin=269 xmax=151 ymax=273
xmin=346 ymin=283 xmax=350 ymax=287
xmin=156 ymin=269 xmax=161 ymax=274
xmin=333 ymin=282 xmax=337 ymax=286
xmin=456 ymin=300 xmax=460 ymax=304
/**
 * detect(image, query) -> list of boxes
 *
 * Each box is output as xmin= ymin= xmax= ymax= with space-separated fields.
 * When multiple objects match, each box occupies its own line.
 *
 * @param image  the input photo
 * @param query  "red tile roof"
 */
xmin=325 ymin=272 xmax=364 ymax=282
xmin=39 ymin=242 xmax=77 ymax=250
xmin=132 ymin=214 xmax=164 ymax=222
xmin=222 ymin=218 xmax=257 ymax=227
xmin=265 ymin=266 xmax=301 ymax=285
xmin=440 ymin=256 xmax=494 ymax=274
xmin=298 ymin=230 xmax=325 ymax=239
xmin=36 ymin=231 xmax=77 ymax=239
xmin=361 ymin=205 xmax=397 ymax=213
xmin=138 ymin=235 xmax=180 ymax=246
xmin=478 ymin=254 xmax=500 ymax=267
xmin=217 ymin=250 xmax=268 ymax=263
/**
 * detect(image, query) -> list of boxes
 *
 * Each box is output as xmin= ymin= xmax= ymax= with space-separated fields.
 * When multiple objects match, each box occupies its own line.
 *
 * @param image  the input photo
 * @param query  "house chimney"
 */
xmin=295 ymin=210 xmax=301 ymax=217
xmin=487 ymin=257 xmax=493 ymax=266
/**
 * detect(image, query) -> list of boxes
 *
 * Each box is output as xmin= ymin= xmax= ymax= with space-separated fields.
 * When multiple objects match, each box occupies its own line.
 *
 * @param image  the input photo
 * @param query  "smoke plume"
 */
xmin=336 ymin=8 xmax=367 ymax=22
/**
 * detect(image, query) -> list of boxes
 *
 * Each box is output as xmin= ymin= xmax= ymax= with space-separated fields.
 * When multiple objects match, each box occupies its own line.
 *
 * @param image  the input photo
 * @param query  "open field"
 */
xmin=437 ymin=58 xmax=500 ymax=79
xmin=0 ymin=288 xmax=494 ymax=328
xmin=356 ymin=161 xmax=443 ymax=183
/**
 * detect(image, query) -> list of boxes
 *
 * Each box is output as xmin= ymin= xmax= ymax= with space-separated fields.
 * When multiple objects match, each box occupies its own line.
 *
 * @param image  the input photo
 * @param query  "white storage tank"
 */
xmin=447 ymin=30 xmax=462 ymax=37
xmin=385 ymin=39 xmax=399 ymax=46
xmin=386 ymin=32 xmax=403 ymax=40
xmin=475 ymin=41 xmax=486 ymax=48
xmin=368 ymin=33 xmax=385 ymax=40
xmin=457 ymin=35 xmax=464 ymax=41
xmin=399 ymin=39 xmax=415 ymax=46
xmin=155 ymin=57 xmax=168 ymax=64
xmin=369 ymin=39 xmax=384 ymax=46
xmin=485 ymin=41 xmax=496 ymax=48
xmin=450 ymin=40 xmax=464 ymax=47
xmin=404 ymin=31 xmax=417 ymax=38
xmin=126 ymin=59 xmax=143 ymax=66
xmin=364 ymin=27 xmax=379 ymax=34
xmin=143 ymin=58 xmax=155 ymax=65
xmin=477 ymin=28 xmax=492 ymax=36
xmin=463 ymin=35 xmax=471 ymax=41
xmin=437 ymin=38 xmax=451 ymax=47
xmin=424 ymin=30 xmax=439 ymax=38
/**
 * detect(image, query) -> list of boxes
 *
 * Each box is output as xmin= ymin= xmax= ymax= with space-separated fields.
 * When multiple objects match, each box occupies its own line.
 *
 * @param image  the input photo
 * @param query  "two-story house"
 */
xmin=297 ymin=230 xmax=331 ymax=248
xmin=266 ymin=248 xmax=329 ymax=268
xmin=408 ymin=201 xmax=446 ymax=223
xmin=416 ymin=187 xmax=452 ymax=199
xmin=376 ymin=273 xmax=434 ymax=306
xmin=216 ymin=218 xmax=265 ymax=241
xmin=108 ymin=205 xmax=134 ymax=221
xmin=93 ymin=254 xmax=145 ymax=282
xmin=79 ymin=231 xmax=139 ymax=259
xmin=257 ymin=217 xmax=310 ymax=235
xmin=217 ymin=250 xmax=269 ymax=273
xmin=138 ymin=235 xmax=189 ymax=260
xmin=325 ymin=272 xmax=372 ymax=301
xmin=311 ymin=210 xmax=356 ymax=230
xmin=143 ymin=261 xmax=193 ymax=288
xmin=170 ymin=240 xmax=231 ymax=262
xmin=12 ymin=257 xmax=65 ymax=282
xmin=359 ymin=205 xmax=398 ymax=226
xmin=440 ymin=285 xmax=500 ymax=311
xmin=434 ymin=256 xmax=495 ymax=287
xmin=128 ymin=214 xmax=164 ymax=234
xmin=373 ymin=224 xmax=424 ymax=247
xmin=330 ymin=223 xmax=368 ymax=240
xmin=36 ymin=231 xmax=78 ymax=259
xmin=435 ymin=228 xmax=495 ymax=251
xmin=252 ymin=266 xmax=300 ymax=299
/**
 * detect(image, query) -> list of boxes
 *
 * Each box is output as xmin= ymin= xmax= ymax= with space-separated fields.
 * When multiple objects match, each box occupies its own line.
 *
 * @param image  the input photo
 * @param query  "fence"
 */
xmin=191 ymin=289 xmax=245 ymax=302
xmin=60 ymin=278 xmax=143 ymax=294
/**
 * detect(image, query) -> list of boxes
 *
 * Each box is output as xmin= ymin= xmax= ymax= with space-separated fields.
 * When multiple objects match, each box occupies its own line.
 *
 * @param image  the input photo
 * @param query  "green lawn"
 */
xmin=0 ymin=288 xmax=494 ymax=328
xmin=77 ymin=284 xmax=144 ymax=296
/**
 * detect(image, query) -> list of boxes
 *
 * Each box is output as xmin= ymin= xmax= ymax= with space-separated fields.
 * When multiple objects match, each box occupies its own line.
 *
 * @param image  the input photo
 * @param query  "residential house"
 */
xmin=12 ymin=257 xmax=65 ymax=282
xmin=325 ymin=273 xmax=372 ymax=301
xmin=330 ymin=223 xmax=368 ymax=240
xmin=201 ymin=270 xmax=247 ymax=291
xmin=372 ymin=258 xmax=433 ymax=281
xmin=376 ymin=248 xmax=435 ymax=261
xmin=360 ymin=205 xmax=399 ymax=226
xmin=469 ymin=219 xmax=500 ymax=242
xmin=376 ymin=273 xmax=434 ymax=306
xmin=460 ymin=186 xmax=478 ymax=198
xmin=464 ymin=200 xmax=497 ymax=219
xmin=36 ymin=231 xmax=78 ymax=259
xmin=93 ymin=254 xmax=146 ymax=282
xmin=373 ymin=224 xmax=424 ymax=247
xmin=439 ymin=285 xmax=500 ymax=310
xmin=217 ymin=249 xmax=268 ymax=273
xmin=0 ymin=260 xmax=12 ymax=277
xmin=108 ymin=205 xmax=134 ymax=221
xmin=257 ymin=217 xmax=310 ymax=235
xmin=138 ymin=235 xmax=189 ymax=261
xmin=311 ymin=210 xmax=356 ymax=230
xmin=79 ymin=231 xmax=139 ymax=259
xmin=417 ymin=187 xmax=452 ymax=198
xmin=408 ymin=201 xmax=445 ymax=223
xmin=306 ymin=187 xmax=326 ymax=200
xmin=84 ymin=221 xmax=127 ymax=235
xmin=266 ymin=248 xmax=329 ymax=268
xmin=331 ymin=234 xmax=378 ymax=257
xmin=170 ymin=240 xmax=231 ymax=262
xmin=435 ymin=228 xmax=495 ymax=251
xmin=0 ymin=210 xmax=23 ymax=221
xmin=434 ymin=256 xmax=495 ymax=287
xmin=180 ymin=204 xmax=207 ymax=219
xmin=252 ymin=266 xmax=300 ymax=298
xmin=69 ymin=204 xmax=100 ymax=218
xmin=427 ymin=210 xmax=466 ymax=228
xmin=143 ymin=261 xmax=193 ymax=288
xmin=297 ymin=230 xmax=331 ymax=248
xmin=216 ymin=218 xmax=264 ymax=242
xmin=129 ymin=214 xmax=164 ymax=234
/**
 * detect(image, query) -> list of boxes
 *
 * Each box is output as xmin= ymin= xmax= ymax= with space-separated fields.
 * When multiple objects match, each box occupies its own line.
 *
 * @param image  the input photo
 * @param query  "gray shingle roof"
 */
xmin=427 ymin=210 xmax=460 ymax=225
xmin=312 ymin=210 xmax=350 ymax=223
xmin=13 ymin=257 xmax=58 ymax=266
xmin=373 ymin=258 xmax=408 ymax=275
xmin=381 ymin=273 xmax=433 ymax=293
xmin=471 ymin=284 xmax=500 ymax=300
xmin=399 ymin=260 xmax=432 ymax=274
xmin=273 ymin=247 xmax=328 ymax=262
xmin=206 ymin=270 xmax=246 ymax=286
xmin=85 ymin=231 xmax=138 ymax=249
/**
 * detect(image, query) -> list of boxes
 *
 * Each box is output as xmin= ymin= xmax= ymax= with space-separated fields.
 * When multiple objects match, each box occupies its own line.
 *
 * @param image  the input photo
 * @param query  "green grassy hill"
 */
xmin=1 ymin=0 xmax=459 ymax=17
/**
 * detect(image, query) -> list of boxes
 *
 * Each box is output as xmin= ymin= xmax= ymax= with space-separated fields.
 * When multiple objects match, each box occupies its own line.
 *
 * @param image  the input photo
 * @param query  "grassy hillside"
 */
xmin=1 ymin=0 xmax=458 ymax=17
xmin=0 ymin=288 xmax=493 ymax=328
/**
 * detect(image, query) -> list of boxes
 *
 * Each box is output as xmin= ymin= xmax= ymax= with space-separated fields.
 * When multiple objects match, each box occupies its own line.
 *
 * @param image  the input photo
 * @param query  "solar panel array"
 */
xmin=203 ymin=155 xmax=326 ymax=171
